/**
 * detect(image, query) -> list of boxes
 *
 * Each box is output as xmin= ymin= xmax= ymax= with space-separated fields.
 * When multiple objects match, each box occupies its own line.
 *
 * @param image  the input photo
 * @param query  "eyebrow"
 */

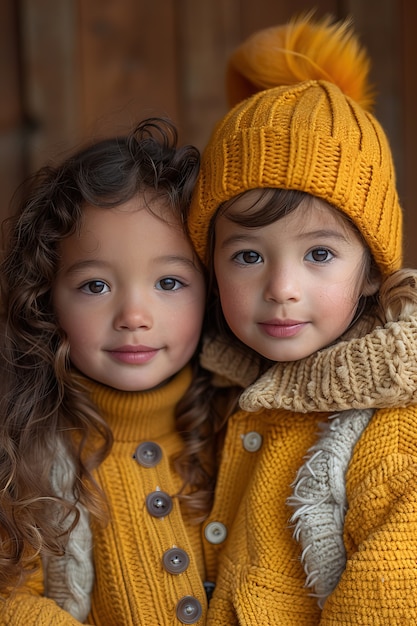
xmin=157 ymin=255 xmax=200 ymax=270
xmin=62 ymin=259 xmax=110 ymax=276
xmin=219 ymin=234 xmax=259 ymax=249
xmin=297 ymin=229 xmax=351 ymax=242
xmin=219 ymin=228 xmax=350 ymax=249
xmin=63 ymin=255 xmax=198 ymax=275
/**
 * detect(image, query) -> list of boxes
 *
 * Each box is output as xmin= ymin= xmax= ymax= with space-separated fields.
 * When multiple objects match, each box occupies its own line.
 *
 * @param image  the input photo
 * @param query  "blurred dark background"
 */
xmin=1 ymin=0 xmax=416 ymax=266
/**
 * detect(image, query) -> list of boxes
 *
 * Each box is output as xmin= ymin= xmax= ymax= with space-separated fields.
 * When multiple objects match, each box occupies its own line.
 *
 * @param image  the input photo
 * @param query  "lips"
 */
xmin=108 ymin=345 xmax=160 ymax=364
xmin=258 ymin=320 xmax=307 ymax=338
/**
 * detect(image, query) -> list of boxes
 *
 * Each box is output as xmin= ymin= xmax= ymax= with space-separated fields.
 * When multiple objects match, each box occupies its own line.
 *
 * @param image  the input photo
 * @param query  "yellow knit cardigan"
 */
xmin=201 ymin=315 xmax=417 ymax=625
xmin=0 ymin=367 xmax=208 ymax=625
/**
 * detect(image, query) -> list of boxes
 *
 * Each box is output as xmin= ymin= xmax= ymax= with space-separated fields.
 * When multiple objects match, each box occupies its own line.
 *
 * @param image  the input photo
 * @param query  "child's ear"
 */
xmin=362 ymin=271 xmax=381 ymax=296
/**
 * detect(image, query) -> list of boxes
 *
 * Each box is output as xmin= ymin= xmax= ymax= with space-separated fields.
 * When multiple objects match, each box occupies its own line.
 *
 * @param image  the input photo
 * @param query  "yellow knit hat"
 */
xmin=188 ymin=15 xmax=403 ymax=277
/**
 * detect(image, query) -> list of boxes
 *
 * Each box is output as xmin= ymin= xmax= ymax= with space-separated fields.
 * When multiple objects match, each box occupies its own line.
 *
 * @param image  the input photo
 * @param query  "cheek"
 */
xmin=217 ymin=279 xmax=238 ymax=314
xmin=343 ymin=272 xmax=367 ymax=306
xmin=217 ymin=282 xmax=251 ymax=335
xmin=173 ymin=298 xmax=205 ymax=345
xmin=185 ymin=310 xmax=205 ymax=344
xmin=57 ymin=309 xmax=96 ymax=348
xmin=322 ymin=263 xmax=364 ymax=305
xmin=344 ymin=254 xmax=372 ymax=300
xmin=54 ymin=308 xmax=72 ymax=336
xmin=218 ymin=276 xmax=252 ymax=310
xmin=53 ymin=291 xmax=81 ymax=337
xmin=319 ymin=286 xmax=359 ymax=329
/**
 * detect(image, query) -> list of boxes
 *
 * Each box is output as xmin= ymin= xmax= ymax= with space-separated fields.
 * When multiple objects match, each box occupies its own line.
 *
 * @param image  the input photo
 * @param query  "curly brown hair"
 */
xmin=0 ymin=117 xmax=219 ymax=593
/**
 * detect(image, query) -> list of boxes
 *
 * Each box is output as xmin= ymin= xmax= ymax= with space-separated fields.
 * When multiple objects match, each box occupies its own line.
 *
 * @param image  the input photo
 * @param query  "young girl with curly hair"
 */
xmin=0 ymin=118 xmax=218 ymax=625
xmin=188 ymin=15 xmax=417 ymax=625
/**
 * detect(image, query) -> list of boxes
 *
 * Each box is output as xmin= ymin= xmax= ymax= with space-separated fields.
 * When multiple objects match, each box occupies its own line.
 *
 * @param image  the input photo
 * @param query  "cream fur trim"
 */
xmin=288 ymin=409 xmax=373 ymax=607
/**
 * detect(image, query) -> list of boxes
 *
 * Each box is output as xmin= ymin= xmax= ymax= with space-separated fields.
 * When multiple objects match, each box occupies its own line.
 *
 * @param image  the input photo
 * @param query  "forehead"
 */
xmin=285 ymin=197 xmax=352 ymax=233
xmin=79 ymin=194 xmax=179 ymax=228
xmin=59 ymin=197 xmax=189 ymax=262
xmin=223 ymin=189 xmax=354 ymax=231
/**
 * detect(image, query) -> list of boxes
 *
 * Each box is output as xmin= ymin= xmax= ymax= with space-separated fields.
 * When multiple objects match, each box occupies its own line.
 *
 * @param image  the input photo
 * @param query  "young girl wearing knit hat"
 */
xmin=0 ymin=118 xmax=219 ymax=625
xmin=188 ymin=15 xmax=417 ymax=624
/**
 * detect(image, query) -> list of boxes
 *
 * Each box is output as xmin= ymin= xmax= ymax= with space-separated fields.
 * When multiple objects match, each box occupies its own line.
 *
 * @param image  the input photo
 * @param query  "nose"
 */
xmin=263 ymin=264 xmax=301 ymax=303
xmin=113 ymin=293 xmax=153 ymax=331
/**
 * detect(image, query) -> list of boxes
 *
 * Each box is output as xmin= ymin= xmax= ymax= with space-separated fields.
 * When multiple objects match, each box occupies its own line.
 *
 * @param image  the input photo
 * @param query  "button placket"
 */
xmin=133 ymin=441 xmax=202 ymax=620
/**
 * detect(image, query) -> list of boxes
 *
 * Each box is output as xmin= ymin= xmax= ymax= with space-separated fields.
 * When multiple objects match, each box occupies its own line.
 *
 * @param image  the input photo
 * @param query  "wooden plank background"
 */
xmin=1 ymin=0 xmax=415 ymax=267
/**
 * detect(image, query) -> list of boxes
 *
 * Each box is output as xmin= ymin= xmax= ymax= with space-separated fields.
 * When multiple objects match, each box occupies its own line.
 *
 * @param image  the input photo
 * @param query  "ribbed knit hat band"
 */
xmin=188 ymin=15 xmax=403 ymax=277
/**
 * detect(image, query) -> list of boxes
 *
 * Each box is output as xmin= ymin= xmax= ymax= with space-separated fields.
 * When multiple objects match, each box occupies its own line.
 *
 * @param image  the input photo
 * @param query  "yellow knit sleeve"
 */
xmin=320 ymin=406 xmax=417 ymax=623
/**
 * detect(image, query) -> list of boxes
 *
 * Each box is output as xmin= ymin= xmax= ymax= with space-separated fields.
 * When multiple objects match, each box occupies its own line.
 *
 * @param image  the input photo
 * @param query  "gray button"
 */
xmin=204 ymin=521 xmax=227 ymax=545
xmin=146 ymin=491 xmax=173 ymax=518
xmin=176 ymin=596 xmax=202 ymax=624
xmin=162 ymin=547 xmax=190 ymax=574
xmin=242 ymin=431 xmax=263 ymax=452
xmin=134 ymin=441 xmax=162 ymax=467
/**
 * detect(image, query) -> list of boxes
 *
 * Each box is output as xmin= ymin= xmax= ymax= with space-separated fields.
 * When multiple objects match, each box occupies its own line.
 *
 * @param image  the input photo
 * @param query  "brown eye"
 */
xmin=308 ymin=248 xmax=332 ymax=263
xmin=157 ymin=277 xmax=183 ymax=291
xmin=80 ymin=280 xmax=109 ymax=294
xmin=235 ymin=250 xmax=262 ymax=264
xmin=90 ymin=281 xmax=105 ymax=293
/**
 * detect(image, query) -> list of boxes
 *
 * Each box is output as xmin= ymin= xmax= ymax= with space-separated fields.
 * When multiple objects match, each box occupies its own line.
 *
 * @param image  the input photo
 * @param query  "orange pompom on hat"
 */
xmin=188 ymin=14 xmax=403 ymax=277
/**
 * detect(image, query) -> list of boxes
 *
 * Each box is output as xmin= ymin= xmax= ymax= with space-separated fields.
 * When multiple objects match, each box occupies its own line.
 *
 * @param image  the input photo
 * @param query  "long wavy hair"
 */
xmin=0 ymin=118 xmax=218 ymax=593
xmin=206 ymin=188 xmax=417 ymax=372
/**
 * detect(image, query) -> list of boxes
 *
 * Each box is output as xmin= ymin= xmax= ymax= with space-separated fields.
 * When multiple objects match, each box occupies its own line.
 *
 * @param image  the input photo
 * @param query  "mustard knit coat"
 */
xmin=201 ymin=315 xmax=417 ymax=625
xmin=0 ymin=367 xmax=209 ymax=625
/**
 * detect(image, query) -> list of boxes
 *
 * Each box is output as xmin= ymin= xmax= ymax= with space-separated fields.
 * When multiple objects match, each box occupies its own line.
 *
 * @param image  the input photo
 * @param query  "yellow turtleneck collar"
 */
xmin=74 ymin=366 xmax=192 ymax=442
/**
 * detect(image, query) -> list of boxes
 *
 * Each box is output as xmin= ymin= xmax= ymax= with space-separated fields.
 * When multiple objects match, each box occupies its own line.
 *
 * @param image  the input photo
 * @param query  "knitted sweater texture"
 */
xmin=0 ymin=367 xmax=208 ymax=625
xmin=201 ymin=316 xmax=417 ymax=625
